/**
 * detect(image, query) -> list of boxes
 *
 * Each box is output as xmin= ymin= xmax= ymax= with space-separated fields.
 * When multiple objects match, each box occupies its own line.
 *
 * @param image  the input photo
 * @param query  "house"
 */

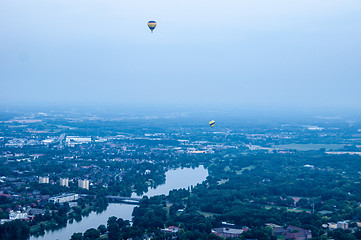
xmin=271 ymin=225 xmax=312 ymax=240
xmin=161 ymin=226 xmax=180 ymax=234
xmin=212 ymin=227 xmax=243 ymax=238
xmin=27 ymin=208 xmax=46 ymax=215
xmin=9 ymin=211 xmax=28 ymax=221
xmin=337 ymin=221 xmax=348 ymax=230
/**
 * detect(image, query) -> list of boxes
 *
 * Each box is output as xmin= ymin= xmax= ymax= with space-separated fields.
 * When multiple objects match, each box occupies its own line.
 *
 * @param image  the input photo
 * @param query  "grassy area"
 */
xmin=236 ymin=165 xmax=256 ymax=175
xmin=198 ymin=210 xmax=220 ymax=217
xmin=263 ymin=205 xmax=311 ymax=213
xmin=272 ymin=144 xmax=345 ymax=151
xmin=165 ymin=203 xmax=172 ymax=216
xmin=277 ymin=235 xmax=286 ymax=240
xmin=217 ymin=179 xmax=229 ymax=185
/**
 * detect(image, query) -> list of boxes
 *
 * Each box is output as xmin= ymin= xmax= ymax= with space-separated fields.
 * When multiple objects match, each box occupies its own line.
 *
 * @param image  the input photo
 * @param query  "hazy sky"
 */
xmin=1 ymin=0 xmax=361 ymax=109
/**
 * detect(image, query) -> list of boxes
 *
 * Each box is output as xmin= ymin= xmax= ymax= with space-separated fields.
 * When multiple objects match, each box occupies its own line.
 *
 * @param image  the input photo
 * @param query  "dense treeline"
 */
xmin=95 ymin=152 xmax=361 ymax=239
xmin=0 ymin=220 xmax=29 ymax=240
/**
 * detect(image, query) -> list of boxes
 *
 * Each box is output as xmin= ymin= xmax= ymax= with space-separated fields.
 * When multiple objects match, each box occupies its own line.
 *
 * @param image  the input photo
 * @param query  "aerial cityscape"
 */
xmin=1 ymin=0 xmax=361 ymax=239
xmin=1 ymin=109 xmax=361 ymax=239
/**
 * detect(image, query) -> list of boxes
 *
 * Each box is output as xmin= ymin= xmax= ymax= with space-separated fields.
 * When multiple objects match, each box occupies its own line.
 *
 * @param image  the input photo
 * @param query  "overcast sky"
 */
xmin=1 ymin=0 xmax=361 ymax=110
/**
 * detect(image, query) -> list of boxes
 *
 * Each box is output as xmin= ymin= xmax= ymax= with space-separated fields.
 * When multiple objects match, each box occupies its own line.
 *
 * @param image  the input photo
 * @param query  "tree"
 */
xmin=0 ymin=220 xmax=30 ymax=240
xmin=107 ymin=216 xmax=121 ymax=240
xmin=70 ymin=233 xmax=83 ymax=240
xmin=296 ymin=198 xmax=309 ymax=208
xmin=97 ymin=224 xmax=107 ymax=234
xmin=83 ymin=228 xmax=100 ymax=239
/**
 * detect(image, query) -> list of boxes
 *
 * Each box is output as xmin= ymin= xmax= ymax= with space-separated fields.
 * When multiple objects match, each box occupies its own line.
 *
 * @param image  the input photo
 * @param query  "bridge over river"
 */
xmin=106 ymin=196 xmax=141 ymax=204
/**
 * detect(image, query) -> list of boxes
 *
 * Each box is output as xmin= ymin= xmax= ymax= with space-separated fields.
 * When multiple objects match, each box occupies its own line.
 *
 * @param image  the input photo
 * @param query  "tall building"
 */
xmin=39 ymin=176 xmax=49 ymax=184
xmin=78 ymin=179 xmax=89 ymax=190
xmin=60 ymin=178 xmax=69 ymax=187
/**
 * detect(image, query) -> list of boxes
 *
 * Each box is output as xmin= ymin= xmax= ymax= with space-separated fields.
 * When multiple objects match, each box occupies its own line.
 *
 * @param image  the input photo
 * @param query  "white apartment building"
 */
xmin=60 ymin=178 xmax=69 ymax=187
xmin=39 ymin=176 xmax=49 ymax=184
xmin=78 ymin=179 xmax=90 ymax=190
xmin=48 ymin=193 xmax=79 ymax=204
xmin=9 ymin=211 xmax=28 ymax=220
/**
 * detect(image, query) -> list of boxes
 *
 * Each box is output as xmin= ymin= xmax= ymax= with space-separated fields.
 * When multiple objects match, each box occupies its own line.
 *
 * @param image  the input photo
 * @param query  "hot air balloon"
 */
xmin=148 ymin=21 xmax=157 ymax=33
xmin=209 ymin=120 xmax=215 ymax=128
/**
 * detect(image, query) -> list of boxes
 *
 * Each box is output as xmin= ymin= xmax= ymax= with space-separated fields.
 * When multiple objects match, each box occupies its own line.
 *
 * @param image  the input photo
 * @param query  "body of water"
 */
xmin=31 ymin=166 xmax=208 ymax=240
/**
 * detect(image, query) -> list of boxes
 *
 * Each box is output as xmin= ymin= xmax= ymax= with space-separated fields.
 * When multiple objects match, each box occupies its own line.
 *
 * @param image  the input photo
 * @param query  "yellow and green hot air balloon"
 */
xmin=209 ymin=120 xmax=215 ymax=128
xmin=148 ymin=21 xmax=157 ymax=33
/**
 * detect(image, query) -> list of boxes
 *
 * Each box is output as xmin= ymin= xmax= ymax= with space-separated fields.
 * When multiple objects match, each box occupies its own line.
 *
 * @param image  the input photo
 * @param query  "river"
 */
xmin=30 ymin=166 xmax=208 ymax=240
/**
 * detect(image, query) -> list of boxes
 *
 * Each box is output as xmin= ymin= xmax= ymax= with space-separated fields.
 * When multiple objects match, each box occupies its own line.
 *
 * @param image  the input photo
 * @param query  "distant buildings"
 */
xmin=49 ymin=193 xmax=79 ymax=204
xmin=60 ymin=178 xmax=69 ymax=187
xmin=66 ymin=136 xmax=91 ymax=146
xmin=324 ymin=221 xmax=349 ymax=230
xmin=78 ymin=179 xmax=90 ymax=190
xmin=42 ymin=138 xmax=55 ymax=144
xmin=39 ymin=176 xmax=49 ymax=184
xmin=188 ymin=150 xmax=206 ymax=154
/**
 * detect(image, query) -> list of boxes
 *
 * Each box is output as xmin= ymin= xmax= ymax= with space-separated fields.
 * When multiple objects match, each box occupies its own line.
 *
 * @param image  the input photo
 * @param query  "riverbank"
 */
xmin=30 ymin=166 xmax=208 ymax=240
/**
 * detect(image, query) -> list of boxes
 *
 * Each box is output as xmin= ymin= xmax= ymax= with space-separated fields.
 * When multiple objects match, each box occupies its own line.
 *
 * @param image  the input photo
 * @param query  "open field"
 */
xmin=263 ymin=205 xmax=312 ymax=213
xmin=197 ymin=211 xmax=221 ymax=217
xmin=272 ymin=144 xmax=345 ymax=151
xmin=236 ymin=165 xmax=256 ymax=175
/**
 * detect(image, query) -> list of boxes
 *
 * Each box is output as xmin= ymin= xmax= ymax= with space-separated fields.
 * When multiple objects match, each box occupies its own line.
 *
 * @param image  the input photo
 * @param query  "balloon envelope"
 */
xmin=209 ymin=120 xmax=215 ymax=128
xmin=148 ymin=21 xmax=157 ymax=32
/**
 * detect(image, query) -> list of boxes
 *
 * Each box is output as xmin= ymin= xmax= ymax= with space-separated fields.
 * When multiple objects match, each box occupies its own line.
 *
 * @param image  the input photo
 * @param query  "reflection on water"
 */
xmin=132 ymin=166 xmax=208 ymax=198
xmin=31 ymin=166 xmax=208 ymax=240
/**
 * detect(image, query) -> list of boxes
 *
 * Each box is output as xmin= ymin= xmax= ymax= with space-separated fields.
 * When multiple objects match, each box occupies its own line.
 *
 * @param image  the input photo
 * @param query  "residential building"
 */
xmin=60 ymin=178 xmax=69 ymax=187
xmin=337 ymin=221 xmax=348 ymax=230
xmin=39 ymin=176 xmax=49 ymax=184
xmin=271 ymin=225 xmax=312 ymax=240
xmin=48 ymin=193 xmax=79 ymax=204
xmin=78 ymin=179 xmax=89 ymax=190
xmin=161 ymin=226 xmax=180 ymax=234
xmin=69 ymin=202 xmax=78 ymax=208
xmin=27 ymin=208 xmax=46 ymax=215
xmin=9 ymin=211 xmax=28 ymax=220
xmin=212 ymin=227 xmax=243 ymax=238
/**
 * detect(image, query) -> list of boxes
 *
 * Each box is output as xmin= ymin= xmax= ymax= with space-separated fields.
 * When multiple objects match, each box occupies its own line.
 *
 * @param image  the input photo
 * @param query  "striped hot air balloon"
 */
xmin=148 ymin=21 xmax=157 ymax=33
xmin=209 ymin=120 xmax=215 ymax=128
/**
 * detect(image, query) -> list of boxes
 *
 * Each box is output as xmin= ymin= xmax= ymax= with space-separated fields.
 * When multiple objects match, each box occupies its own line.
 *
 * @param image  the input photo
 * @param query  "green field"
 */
xmin=197 ymin=211 xmax=221 ymax=217
xmin=272 ymin=144 xmax=345 ymax=151
xmin=264 ymin=205 xmax=311 ymax=213
xmin=236 ymin=165 xmax=256 ymax=175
